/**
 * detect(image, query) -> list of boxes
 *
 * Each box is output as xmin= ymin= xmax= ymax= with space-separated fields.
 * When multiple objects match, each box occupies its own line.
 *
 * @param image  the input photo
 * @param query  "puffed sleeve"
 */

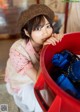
xmin=9 ymin=49 xmax=33 ymax=74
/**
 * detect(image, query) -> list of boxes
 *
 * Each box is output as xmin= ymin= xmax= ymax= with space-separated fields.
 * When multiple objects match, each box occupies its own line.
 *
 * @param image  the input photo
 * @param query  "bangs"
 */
xmin=32 ymin=15 xmax=45 ymax=30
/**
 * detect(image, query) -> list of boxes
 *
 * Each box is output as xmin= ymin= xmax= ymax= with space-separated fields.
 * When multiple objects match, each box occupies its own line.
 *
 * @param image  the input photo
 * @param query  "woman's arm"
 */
xmin=9 ymin=48 xmax=39 ymax=83
xmin=44 ymin=33 xmax=64 ymax=46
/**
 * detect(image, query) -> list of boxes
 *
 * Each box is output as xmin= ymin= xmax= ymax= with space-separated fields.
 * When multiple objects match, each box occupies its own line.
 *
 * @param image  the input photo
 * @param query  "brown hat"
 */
xmin=18 ymin=4 xmax=54 ymax=30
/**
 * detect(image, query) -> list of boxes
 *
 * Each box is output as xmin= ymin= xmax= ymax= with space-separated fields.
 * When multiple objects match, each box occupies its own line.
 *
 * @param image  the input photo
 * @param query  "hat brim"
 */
xmin=18 ymin=4 xmax=54 ymax=30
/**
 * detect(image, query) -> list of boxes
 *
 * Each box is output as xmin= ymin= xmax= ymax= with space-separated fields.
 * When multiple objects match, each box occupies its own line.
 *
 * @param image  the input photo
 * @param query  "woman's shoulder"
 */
xmin=10 ymin=39 xmax=26 ymax=50
xmin=9 ymin=39 xmax=31 ymax=60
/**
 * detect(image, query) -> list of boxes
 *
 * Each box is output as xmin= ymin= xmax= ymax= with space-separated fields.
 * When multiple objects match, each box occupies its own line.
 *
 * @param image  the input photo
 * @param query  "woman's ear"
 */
xmin=24 ymin=29 xmax=30 ymax=37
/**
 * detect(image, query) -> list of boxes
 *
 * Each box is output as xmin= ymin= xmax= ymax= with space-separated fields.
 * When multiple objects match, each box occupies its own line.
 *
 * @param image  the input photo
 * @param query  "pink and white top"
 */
xmin=5 ymin=39 xmax=39 ymax=94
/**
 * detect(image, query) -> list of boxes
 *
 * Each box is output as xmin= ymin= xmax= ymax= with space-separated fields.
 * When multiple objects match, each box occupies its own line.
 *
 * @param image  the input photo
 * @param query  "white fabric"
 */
xmin=18 ymin=83 xmax=43 ymax=112
xmin=60 ymin=3 xmax=80 ymax=33
xmin=6 ymin=83 xmax=44 ymax=112
xmin=66 ymin=3 xmax=80 ymax=33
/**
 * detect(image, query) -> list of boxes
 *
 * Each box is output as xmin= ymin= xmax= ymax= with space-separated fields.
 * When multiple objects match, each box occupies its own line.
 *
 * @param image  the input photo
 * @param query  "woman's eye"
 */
xmin=46 ymin=25 xmax=51 ymax=28
xmin=35 ymin=26 xmax=41 ymax=31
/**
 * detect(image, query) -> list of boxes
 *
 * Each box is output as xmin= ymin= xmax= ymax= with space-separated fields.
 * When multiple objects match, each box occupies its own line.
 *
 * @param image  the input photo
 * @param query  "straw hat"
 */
xmin=18 ymin=4 xmax=54 ymax=30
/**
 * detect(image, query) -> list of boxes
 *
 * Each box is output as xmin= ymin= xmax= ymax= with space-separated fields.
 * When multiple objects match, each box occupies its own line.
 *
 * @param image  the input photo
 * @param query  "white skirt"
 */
xmin=6 ymin=83 xmax=49 ymax=112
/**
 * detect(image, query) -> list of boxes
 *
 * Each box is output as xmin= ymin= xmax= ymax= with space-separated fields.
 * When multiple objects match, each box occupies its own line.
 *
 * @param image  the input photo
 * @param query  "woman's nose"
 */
xmin=42 ymin=27 xmax=48 ymax=35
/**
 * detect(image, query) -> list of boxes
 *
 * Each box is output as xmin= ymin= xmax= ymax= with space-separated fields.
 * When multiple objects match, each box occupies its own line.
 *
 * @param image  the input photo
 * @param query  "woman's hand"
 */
xmin=44 ymin=33 xmax=64 ymax=46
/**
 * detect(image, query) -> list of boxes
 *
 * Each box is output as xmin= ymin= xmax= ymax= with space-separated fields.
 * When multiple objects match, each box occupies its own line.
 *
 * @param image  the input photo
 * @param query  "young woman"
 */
xmin=5 ymin=4 xmax=63 ymax=112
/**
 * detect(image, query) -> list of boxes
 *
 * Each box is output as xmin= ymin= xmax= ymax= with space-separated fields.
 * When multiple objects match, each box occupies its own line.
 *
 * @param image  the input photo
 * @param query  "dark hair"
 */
xmin=20 ymin=15 xmax=54 ymax=40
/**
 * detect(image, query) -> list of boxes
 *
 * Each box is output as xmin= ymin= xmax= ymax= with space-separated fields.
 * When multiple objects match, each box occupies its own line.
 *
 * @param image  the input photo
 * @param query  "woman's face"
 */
xmin=31 ymin=17 xmax=53 ymax=45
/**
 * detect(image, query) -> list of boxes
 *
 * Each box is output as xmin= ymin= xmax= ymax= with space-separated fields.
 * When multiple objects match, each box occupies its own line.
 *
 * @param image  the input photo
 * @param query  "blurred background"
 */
xmin=0 ymin=0 xmax=65 ymax=35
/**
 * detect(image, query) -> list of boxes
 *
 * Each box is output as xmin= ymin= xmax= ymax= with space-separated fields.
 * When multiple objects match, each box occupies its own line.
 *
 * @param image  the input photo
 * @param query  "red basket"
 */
xmin=34 ymin=32 xmax=80 ymax=112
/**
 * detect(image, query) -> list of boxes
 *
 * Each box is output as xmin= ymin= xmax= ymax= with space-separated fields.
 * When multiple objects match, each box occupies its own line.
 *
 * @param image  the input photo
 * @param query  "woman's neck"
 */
xmin=30 ymin=40 xmax=43 ymax=53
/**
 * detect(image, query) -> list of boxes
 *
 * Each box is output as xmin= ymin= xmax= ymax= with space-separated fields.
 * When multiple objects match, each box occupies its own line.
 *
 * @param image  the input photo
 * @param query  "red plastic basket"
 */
xmin=34 ymin=32 xmax=80 ymax=112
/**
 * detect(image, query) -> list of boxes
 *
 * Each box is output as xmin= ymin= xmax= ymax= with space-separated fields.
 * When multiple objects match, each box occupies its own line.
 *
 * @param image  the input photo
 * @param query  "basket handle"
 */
xmin=34 ymin=73 xmax=62 ymax=112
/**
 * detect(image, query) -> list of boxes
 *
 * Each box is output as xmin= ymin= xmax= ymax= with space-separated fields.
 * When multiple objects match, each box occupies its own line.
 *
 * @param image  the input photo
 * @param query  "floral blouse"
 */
xmin=5 ymin=39 xmax=39 ymax=93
